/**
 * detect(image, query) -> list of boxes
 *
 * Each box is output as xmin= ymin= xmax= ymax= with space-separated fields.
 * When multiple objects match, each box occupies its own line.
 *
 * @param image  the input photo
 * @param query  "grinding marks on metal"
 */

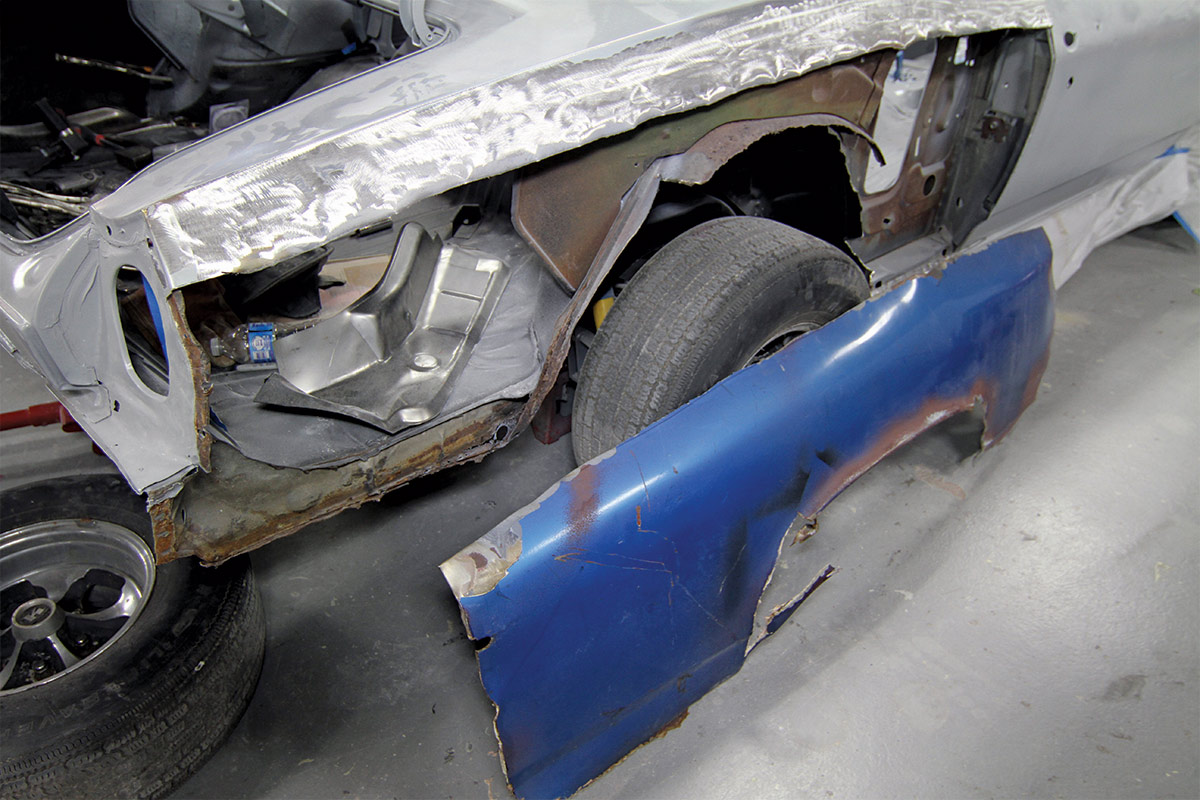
xmin=441 ymin=229 xmax=1054 ymax=799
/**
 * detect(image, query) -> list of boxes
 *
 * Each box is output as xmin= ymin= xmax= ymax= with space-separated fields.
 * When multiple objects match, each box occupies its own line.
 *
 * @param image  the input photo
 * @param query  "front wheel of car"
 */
xmin=0 ymin=475 xmax=265 ymax=800
xmin=572 ymin=217 xmax=870 ymax=464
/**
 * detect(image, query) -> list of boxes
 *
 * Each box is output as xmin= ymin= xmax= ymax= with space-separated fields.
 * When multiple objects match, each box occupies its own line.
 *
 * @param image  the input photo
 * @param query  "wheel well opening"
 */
xmin=601 ymin=126 xmax=864 ymax=308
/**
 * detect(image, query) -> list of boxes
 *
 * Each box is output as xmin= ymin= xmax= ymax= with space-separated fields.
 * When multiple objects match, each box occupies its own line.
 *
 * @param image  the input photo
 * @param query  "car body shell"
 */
xmin=0 ymin=0 xmax=1196 ymax=565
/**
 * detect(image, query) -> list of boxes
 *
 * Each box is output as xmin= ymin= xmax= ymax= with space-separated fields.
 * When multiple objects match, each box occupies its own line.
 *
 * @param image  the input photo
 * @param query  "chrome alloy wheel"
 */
xmin=0 ymin=520 xmax=155 ymax=694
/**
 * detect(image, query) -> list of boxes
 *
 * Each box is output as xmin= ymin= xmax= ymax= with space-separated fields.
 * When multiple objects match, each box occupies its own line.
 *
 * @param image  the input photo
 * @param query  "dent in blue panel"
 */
xmin=441 ymin=230 xmax=1054 ymax=799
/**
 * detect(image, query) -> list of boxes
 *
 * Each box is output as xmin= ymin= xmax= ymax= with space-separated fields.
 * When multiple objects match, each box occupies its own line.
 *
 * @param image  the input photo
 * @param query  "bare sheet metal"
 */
xmin=0 ymin=221 xmax=208 ymax=494
xmin=442 ymin=229 xmax=1055 ymax=799
xmin=203 ymin=223 xmax=565 ymax=471
xmin=256 ymin=223 xmax=512 ymax=431
xmin=88 ymin=0 xmax=1050 ymax=288
xmin=987 ymin=0 xmax=1198 ymax=223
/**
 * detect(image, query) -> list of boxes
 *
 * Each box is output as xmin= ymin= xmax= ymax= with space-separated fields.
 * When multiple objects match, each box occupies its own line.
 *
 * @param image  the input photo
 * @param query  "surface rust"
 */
xmin=513 ymin=54 xmax=885 ymax=290
xmin=149 ymin=55 xmax=893 ymax=564
xmin=167 ymin=290 xmax=212 ymax=473
xmin=802 ymin=384 xmax=990 ymax=518
xmin=663 ymin=113 xmax=882 ymax=187
xmin=852 ymin=41 xmax=965 ymax=260
xmin=151 ymin=399 xmax=522 ymax=564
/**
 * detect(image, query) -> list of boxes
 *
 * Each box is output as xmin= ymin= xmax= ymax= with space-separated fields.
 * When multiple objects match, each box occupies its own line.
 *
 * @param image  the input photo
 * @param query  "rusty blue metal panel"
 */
xmin=441 ymin=229 xmax=1054 ymax=799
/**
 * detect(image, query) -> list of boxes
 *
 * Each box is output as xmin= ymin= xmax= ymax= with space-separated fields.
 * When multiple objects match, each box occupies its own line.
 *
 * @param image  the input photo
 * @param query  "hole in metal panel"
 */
xmin=116 ymin=267 xmax=169 ymax=396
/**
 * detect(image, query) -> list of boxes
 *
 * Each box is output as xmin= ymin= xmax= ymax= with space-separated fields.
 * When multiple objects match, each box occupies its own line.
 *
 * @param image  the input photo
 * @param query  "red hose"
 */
xmin=0 ymin=401 xmax=78 ymax=431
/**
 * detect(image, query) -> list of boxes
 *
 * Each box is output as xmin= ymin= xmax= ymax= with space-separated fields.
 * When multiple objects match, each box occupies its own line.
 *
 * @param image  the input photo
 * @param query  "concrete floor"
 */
xmin=2 ymin=222 xmax=1197 ymax=799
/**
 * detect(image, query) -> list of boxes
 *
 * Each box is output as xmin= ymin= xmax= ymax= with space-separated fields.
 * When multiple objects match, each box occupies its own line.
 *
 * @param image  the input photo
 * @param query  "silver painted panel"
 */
xmin=88 ymin=0 xmax=1050 ymax=288
xmin=990 ymin=0 xmax=1199 ymax=219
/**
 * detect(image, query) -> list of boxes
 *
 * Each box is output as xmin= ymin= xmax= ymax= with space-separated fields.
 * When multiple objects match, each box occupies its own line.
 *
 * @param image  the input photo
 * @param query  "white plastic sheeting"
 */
xmin=1040 ymin=130 xmax=1198 ymax=288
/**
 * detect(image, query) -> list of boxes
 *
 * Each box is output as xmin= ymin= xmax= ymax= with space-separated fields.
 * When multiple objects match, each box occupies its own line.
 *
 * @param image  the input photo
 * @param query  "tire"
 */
xmin=0 ymin=475 xmax=265 ymax=800
xmin=573 ymin=217 xmax=870 ymax=463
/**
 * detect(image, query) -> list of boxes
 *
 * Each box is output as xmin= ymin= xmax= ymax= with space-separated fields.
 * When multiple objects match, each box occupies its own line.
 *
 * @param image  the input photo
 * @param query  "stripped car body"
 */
xmin=0 ymin=0 xmax=1072 ymax=563
xmin=2 ymin=0 xmax=1194 ymax=566
xmin=1 ymin=0 xmax=1197 ymax=796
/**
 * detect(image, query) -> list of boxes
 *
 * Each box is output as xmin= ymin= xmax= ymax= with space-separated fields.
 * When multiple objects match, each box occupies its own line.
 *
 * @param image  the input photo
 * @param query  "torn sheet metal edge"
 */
xmin=659 ymin=112 xmax=882 ymax=187
xmin=441 ymin=229 xmax=1054 ymax=799
xmin=152 ymin=397 xmax=525 ymax=564
xmin=99 ymin=0 xmax=1049 ymax=286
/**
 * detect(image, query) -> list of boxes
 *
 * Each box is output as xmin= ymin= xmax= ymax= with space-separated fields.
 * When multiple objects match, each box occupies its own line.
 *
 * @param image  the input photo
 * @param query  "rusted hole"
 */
xmin=922 ymin=175 xmax=936 ymax=196
xmin=882 ymin=216 xmax=893 ymax=227
xmin=494 ymin=424 xmax=510 ymax=442
xmin=1063 ymin=31 xmax=1076 ymax=47
xmin=955 ymin=196 xmax=964 ymax=208
xmin=473 ymin=636 xmax=493 ymax=652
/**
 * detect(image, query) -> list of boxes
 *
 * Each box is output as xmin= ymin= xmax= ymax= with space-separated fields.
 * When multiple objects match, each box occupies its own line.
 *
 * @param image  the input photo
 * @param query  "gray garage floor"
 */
xmin=2 ymin=221 xmax=1198 ymax=799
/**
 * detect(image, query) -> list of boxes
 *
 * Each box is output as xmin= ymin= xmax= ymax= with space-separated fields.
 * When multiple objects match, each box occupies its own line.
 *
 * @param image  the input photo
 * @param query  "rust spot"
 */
xmin=156 ymin=399 xmax=523 ymax=564
xmin=564 ymin=463 xmax=601 ymax=546
xmin=762 ymin=564 xmax=837 ymax=639
xmin=167 ymin=290 xmax=211 ymax=472
xmin=786 ymin=513 xmax=818 ymax=545
xmin=649 ymin=710 xmax=689 ymax=741
xmin=798 ymin=381 xmax=994 ymax=518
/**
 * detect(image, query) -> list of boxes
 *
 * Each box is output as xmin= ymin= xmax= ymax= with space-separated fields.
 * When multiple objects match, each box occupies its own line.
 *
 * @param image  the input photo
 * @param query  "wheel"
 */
xmin=0 ymin=475 xmax=265 ymax=800
xmin=572 ymin=217 xmax=870 ymax=463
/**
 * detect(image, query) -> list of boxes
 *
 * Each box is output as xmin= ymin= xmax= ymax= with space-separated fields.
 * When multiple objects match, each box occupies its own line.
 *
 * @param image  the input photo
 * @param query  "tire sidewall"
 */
xmin=663 ymin=247 xmax=867 ymax=404
xmin=573 ymin=218 xmax=871 ymax=462
xmin=1 ymin=475 xmax=257 ymax=789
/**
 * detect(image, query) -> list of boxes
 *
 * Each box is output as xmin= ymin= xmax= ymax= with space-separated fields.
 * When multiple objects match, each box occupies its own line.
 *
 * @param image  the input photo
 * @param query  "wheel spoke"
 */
xmin=0 ymin=641 xmax=22 ymax=689
xmin=47 ymin=634 xmax=81 ymax=669
xmin=32 ymin=566 xmax=89 ymax=603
